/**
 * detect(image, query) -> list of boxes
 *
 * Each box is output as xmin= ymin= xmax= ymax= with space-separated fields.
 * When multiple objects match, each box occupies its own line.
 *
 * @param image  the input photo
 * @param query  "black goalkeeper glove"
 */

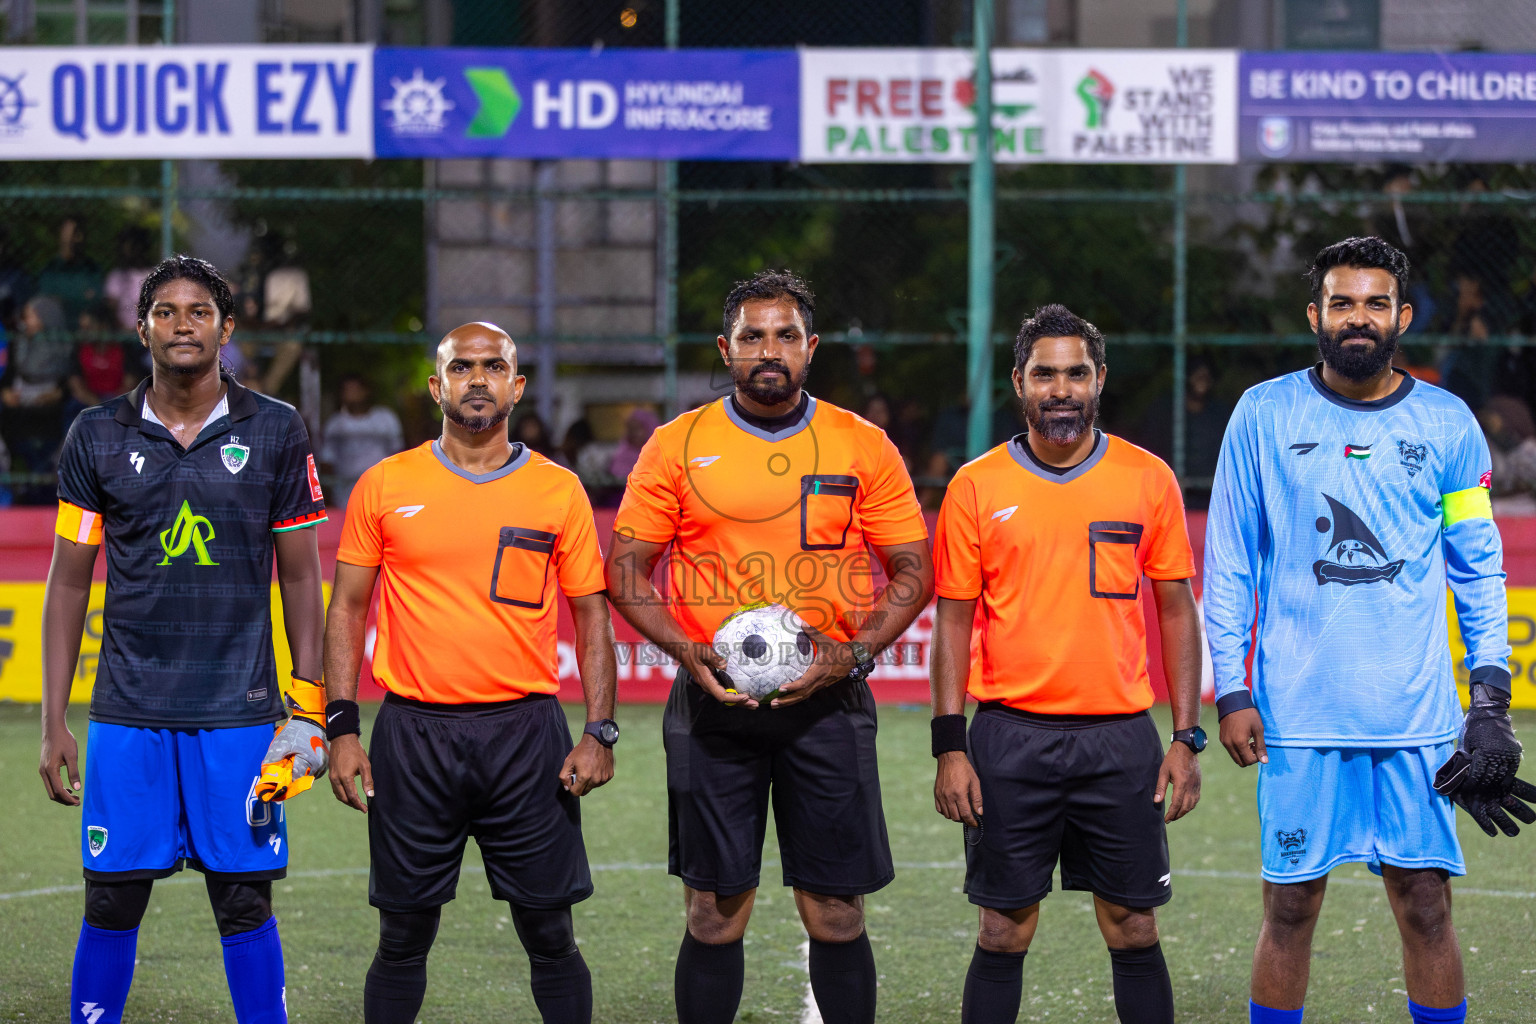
xmin=1433 ymin=682 xmax=1536 ymax=837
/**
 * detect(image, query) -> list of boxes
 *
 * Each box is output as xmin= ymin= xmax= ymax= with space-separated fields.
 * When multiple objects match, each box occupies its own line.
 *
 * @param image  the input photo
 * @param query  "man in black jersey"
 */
xmin=39 ymin=255 xmax=326 ymax=1024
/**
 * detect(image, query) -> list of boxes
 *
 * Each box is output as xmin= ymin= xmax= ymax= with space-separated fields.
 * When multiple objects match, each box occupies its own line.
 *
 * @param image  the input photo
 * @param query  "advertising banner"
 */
xmin=1047 ymin=49 xmax=1238 ymax=164
xmin=1240 ymin=51 xmax=1536 ymax=162
xmin=0 ymin=45 xmax=372 ymax=159
xmin=373 ymin=47 xmax=799 ymax=160
xmin=799 ymin=48 xmax=1048 ymax=164
xmin=799 ymin=48 xmax=1237 ymax=164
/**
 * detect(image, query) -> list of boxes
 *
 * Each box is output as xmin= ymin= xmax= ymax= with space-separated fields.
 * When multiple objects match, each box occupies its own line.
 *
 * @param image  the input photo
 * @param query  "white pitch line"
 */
xmin=798 ymin=939 xmax=824 ymax=1024
xmin=6 ymin=863 xmax=1534 ymax=902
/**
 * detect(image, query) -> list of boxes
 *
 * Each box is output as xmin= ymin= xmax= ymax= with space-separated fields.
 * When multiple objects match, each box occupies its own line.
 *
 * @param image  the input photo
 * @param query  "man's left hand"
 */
xmin=257 ymin=718 xmax=328 ymax=802
xmin=1155 ymin=744 xmax=1201 ymax=823
xmin=772 ymin=633 xmax=853 ymax=708
xmin=560 ymin=734 xmax=614 ymax=797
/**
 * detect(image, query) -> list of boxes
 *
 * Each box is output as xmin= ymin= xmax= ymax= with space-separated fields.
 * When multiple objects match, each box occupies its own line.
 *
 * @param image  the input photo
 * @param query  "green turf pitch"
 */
xmin=3 ymin=704 xmax=1535 ymax=1023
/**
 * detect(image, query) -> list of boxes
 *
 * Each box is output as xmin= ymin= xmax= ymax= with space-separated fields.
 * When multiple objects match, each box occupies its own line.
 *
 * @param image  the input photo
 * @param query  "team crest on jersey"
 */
xmin=1275 ymin=827 xmax=1307 ymax=865
xmin=1312 ymin=493 xmax=1405 ymax=586
xmin=87 ymin=826 xmax=108 ymax=857
xmin=1397 ymin=440 xmax=1427 ymax=478
xmin=221 ymin=437 xmax=251 ymax=475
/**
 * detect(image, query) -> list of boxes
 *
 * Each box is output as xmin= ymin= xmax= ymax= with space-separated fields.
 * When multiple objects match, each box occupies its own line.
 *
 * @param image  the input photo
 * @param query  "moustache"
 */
xmin=461 ymin=389 xmax=494 ymax=403
xmin=1039 ymin=399 xmax=1085 ymax=411
xmin=750 ymin=362 xmax=790 ymax=377
xmin=1336 ymin=326 xmax=1382 ymax=343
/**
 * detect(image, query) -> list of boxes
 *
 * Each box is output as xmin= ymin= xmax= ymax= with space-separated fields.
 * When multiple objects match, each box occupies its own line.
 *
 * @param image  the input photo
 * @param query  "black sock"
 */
xmin=962 ymin=946 xmax=1027 ymax=1024
xmin=1108 ymin=943 xmax=1174 ymax=1024
xmin=364 ymin=909 xmax=438 ymax=1024
xmin=807 ymin=931 xmax=877 ymax=1024
xmin=528 ymin=947 xmax=592 ymax=1024
xmin=674 ymin=932 xmax=744 ymax=1024
xmin=364 ymin=954 xmax=428 ymax=1024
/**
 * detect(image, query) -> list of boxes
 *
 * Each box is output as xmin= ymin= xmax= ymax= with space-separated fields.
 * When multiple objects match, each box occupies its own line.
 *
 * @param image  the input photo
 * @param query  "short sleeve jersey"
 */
xmin=933 ymin=432 xmax=1195 ymax=714
xmin=613 ymin=396 xmax=927 ymax=644
xmin=54 ymin=377 xmax=327 ymax=728
xmin=338 ymin=442 xmax=605 ymax=704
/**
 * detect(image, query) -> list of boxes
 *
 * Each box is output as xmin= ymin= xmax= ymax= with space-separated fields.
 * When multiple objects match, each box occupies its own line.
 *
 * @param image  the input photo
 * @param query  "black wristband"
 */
xmin=324 ymin=699 xmax=361 ymax=740
xmin=931 ymin=714 xmax=968 ymax=757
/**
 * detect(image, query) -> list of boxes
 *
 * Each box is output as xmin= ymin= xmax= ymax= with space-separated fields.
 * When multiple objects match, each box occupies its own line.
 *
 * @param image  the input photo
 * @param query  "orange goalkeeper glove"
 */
xmin=256 ymin=674 xmax=329 ymax=802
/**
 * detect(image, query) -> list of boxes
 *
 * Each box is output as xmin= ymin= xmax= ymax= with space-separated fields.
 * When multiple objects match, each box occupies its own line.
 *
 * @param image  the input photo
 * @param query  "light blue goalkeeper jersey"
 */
xmin=1204 ymin=365 xmax=1509 ymax=747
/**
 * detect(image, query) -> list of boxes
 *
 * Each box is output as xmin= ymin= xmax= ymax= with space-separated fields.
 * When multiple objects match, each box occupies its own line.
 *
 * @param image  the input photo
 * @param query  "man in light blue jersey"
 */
xmin=1205 ymin=236 xmax=1535 ymax=1024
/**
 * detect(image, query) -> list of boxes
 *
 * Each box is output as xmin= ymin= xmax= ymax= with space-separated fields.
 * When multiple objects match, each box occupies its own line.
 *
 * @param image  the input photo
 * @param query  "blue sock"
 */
xmin=1408 ymin=998 xmax=1467 ymax=1024
xmin=71 ymin=920 xmax=139 ymax=1024
xmin=221 ymin=916 xmax=287 ymax=1024
xmin=1250 ymin=1001 xmax=1304 ymax=1024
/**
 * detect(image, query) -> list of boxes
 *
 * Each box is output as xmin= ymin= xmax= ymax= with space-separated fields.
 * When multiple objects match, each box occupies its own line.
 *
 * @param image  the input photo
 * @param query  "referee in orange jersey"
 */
xmin=605 ymin=271 xmax=933 ymax=1024
xmin=324 ymin=322 xmax=618 ymax=1024
xmin=930 ymin=305 xmax=1205 ymax=1024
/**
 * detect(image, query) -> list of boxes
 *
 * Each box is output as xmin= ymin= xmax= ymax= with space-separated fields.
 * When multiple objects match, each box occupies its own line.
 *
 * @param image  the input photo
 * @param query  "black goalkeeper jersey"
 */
xmin=56 ymin=376 xmax=327 ymax=729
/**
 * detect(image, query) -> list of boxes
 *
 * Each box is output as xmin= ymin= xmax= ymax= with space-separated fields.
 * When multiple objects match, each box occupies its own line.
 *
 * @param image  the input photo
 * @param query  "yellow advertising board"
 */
xmin=0 ymin=582 xmax=323 ymax=703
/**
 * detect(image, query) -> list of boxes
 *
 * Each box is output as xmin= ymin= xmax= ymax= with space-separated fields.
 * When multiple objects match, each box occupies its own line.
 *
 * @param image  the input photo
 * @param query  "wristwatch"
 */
xmin=844 ymin=641 xmax=876 ymax=684
xmin=584 ymin=719 xmax=620 ymax=748
xmin=1171 ymin=726 xmax=1207 ymax=754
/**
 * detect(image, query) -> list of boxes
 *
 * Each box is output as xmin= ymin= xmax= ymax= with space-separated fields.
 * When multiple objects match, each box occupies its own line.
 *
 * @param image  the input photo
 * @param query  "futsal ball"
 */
xmin=712 ymin=603 xmax=817 ymax=700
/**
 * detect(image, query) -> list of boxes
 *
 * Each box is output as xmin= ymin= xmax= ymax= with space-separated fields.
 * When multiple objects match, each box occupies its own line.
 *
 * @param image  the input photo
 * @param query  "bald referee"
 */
xmin=324 ymin=322 xmax=618 ymax=1024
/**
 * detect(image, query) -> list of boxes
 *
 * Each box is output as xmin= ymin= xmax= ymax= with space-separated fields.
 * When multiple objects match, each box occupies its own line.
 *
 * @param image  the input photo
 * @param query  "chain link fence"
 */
xmin=3 ymin=159 xmax=1536 ymax=506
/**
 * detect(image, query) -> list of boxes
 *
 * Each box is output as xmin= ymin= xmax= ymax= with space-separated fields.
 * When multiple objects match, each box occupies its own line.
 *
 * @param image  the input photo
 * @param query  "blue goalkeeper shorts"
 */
xmin=81 ymin=721 xmax=288 ymax=880
xmin=1257 ymin=743 xmax=1463 ymax=884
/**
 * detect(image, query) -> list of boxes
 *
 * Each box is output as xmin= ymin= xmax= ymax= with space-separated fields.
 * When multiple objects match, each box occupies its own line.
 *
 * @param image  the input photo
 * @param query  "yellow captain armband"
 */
xmin=55 ymin=501 xmax=103 ymax=545
xmin=1442 ymin=486 xmax=1493 ymax=528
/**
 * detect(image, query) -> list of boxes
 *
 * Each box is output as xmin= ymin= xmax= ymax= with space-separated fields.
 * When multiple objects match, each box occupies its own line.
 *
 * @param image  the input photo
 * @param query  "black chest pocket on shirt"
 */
xmin=490 ymin=527 xmax=556 ymax=609
xmin=1088 ymin=521 xmax=1143 ymax=600
xmin=800 ymin=475 xmax=859 ymax=551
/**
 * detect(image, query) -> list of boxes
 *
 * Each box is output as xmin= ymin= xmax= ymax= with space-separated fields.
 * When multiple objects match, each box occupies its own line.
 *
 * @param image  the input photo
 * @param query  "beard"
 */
xmin=442 ymin=388 xmax=512 ymax=433
xmin=732 ymin=358 xmax=809 ymax=407
xmin=1025 ymin=390 xmax=1099 ymax=446
xmin=1317 ymin=320 xmax=1400 ymax=383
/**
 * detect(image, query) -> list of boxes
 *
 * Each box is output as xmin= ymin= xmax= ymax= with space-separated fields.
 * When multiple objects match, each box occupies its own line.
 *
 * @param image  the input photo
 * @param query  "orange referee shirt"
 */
xmin=933 ymin=431 xmax=1194 ymax=715
xmin=614 ymin=396 xmax=927 ymax=644
xmin=338 ymin=441 xmax=605 ymax=704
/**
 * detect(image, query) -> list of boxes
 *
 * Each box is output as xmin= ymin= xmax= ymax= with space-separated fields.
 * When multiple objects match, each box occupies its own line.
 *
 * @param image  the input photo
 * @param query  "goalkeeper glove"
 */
xmin=256 ymin=674 xmax=329 ymax=802
xmin=1434 ymin=682 xmax=1536 ymax=837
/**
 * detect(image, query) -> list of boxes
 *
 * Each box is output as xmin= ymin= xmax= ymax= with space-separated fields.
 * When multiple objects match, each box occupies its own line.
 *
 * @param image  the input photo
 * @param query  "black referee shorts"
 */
xmin=367 ymin=692 xmax=593 ymax=913
xmin=664 ymin=667 xmax=894 ymax=899
xmin=964 ymin=704 xmax=1171 ymax=911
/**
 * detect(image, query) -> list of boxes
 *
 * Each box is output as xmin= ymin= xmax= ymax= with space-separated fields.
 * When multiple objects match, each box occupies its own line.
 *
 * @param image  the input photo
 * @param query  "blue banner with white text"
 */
xmin=1240 ymin=51 xmax=1536 ymax=162
xmin=373 ymin=48 xmax=800 ymax=160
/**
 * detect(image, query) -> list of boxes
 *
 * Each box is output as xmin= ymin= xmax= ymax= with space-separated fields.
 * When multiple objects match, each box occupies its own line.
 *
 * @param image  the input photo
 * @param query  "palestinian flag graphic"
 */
xmin=1345 ymin=444 xmax=1372 ymax=460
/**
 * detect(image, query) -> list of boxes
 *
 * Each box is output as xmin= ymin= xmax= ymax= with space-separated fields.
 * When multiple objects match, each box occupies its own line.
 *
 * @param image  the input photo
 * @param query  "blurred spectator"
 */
xmin=560 ymin=418 xmax=594 ymax=473
xmin=36 ymin=216 xmax=102 ymax=325
xmin=257 ymin=243 xmax=312 ymax=396
xmin=320 ymin=374 xmax=403 ymax=507
xmin=890 ymin=397 xmax=929 ymax=463
xmin=0 ymin=225 xmax=33 ymax=331
xmin=1478 ymin=395 xmax=1536 ymax=509
xmin=102 ymin=227 xmax=155 ymax=331
xmin=861 ymin=393 xmax=893 ymax=433
xmin=608 ymin=406 xmax=659 ymax=480
xmin=917 ymin=450 xmax=953 ymax=512
xmin=1136 ymin=357 xmax=1232 ymax=483
xmin=513 ymin=412 xmax=560 ymax=462
xmin=1437 ymin=274 xmax=1498 ymax=413
xmin=66 ymin=302 xmax=134 ymax=412
xmin=1372 ymin=166 xmax=1436 ymax=331
xmin=1447 ymin=170 xmax=1519 ymax=332
xmin=0 ymin=296 xmax=72 ymax=502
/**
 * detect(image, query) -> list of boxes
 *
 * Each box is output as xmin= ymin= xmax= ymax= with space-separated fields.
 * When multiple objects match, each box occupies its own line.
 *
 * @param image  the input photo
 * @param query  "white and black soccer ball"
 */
xmin=712 ymin=604 xmax=817 ymax=700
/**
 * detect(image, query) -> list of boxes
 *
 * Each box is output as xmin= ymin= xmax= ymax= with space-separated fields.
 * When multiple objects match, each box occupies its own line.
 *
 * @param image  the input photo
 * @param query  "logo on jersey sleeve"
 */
xmin=1397 ymin=440 xmax=1427 ymax=478
xmin=220 ymin=437 xmax=251 ymax=475
xmin=1289 ymin=442 xmax=1318 ymax=455
xmin=990 ymin=505 xmax=1018 ymax=523
xmin=158 ymin=500 xmax=218 ymax=566
xmin=1312 ymin=493 xmax=1403 ymax=586
xmin=306 ymin=454 xmax=323 ymax=502
xmin=87 ymin=826 xmax=108 ymax=857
